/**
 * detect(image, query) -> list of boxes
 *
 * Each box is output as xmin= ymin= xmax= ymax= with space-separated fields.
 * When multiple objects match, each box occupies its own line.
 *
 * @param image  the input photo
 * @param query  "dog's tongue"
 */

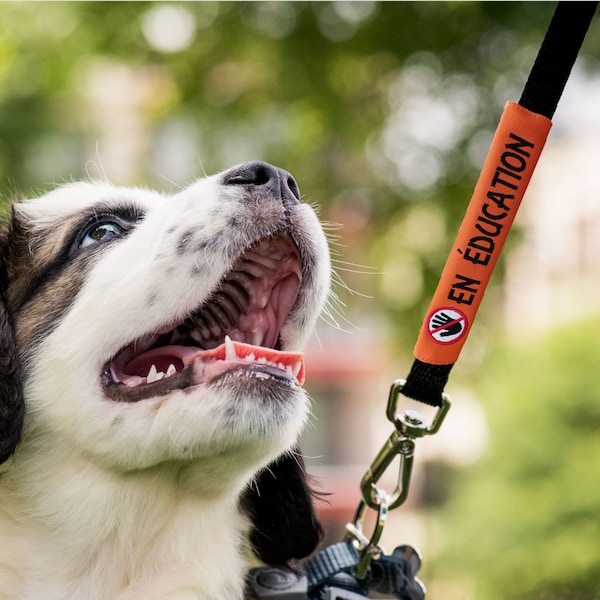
xmin=119 ymin=337 xmax=305 ymax=386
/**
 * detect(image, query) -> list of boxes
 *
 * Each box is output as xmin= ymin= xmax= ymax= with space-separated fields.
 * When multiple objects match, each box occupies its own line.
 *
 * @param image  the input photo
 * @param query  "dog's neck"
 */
xmin=0 ymin=442 xmax=253 ymax=600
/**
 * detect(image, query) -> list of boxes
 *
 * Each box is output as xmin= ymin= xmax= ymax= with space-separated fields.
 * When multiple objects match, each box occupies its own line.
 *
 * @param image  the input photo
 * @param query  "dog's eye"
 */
xmin=80 ymin=222 xmax=125 ymax=248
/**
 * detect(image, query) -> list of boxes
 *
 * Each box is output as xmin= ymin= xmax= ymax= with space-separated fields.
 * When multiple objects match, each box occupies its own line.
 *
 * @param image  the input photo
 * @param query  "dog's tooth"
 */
xmin=292 ymin=362 xmax=301 ymax=378
xmin=244 ymin=353 xmax=256 ymax=363
xmin=224 ymin=335 xmax=236 ymax=361
xmin=166 ymin=364 xmax=177 ymax=377
xmin=147 ymin=365 xmax=163 ymax=384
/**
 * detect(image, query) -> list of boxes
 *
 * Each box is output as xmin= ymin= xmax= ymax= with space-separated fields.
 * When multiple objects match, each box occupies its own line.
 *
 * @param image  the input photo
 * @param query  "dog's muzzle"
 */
xmin=102 ymin=162 xmax=310 ymax=402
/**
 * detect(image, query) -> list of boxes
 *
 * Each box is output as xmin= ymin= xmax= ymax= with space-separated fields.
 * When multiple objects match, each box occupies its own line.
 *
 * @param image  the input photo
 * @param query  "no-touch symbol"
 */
xmin=427 ymin=307 xmax=468 ymax=344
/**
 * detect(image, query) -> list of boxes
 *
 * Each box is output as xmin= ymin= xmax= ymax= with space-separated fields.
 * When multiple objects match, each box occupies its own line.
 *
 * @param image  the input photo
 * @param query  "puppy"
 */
xmin=0 ymin=161 xmax=330 ymax=599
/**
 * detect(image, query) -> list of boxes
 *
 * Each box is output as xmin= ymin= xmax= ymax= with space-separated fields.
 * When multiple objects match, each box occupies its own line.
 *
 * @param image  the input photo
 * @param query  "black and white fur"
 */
xmin=0 ymin=162 xmax=330 ymax=599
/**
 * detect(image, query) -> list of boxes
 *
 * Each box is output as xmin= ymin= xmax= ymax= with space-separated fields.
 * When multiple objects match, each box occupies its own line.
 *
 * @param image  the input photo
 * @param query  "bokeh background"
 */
xmin=1 ymin=2 xmax=600 ymax=598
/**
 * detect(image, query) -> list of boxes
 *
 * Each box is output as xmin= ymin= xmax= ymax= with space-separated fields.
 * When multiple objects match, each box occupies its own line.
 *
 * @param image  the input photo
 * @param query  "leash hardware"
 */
xmin=358 ymin=380 xmax=452 ymax=515
xmin=386 ymin=379 xmax=452 ymax=436
xmin=345 ymin=491 xmax=389 ymax=580
xmin=345 ymin=380 xmax=452 ymax=580
xmin=359 ymin=429 xmax=415 ymax=512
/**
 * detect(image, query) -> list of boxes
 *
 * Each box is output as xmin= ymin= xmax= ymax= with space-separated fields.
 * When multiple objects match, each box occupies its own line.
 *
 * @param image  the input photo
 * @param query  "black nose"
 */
xmin=222 ymin=161 xmax=301 ymax=204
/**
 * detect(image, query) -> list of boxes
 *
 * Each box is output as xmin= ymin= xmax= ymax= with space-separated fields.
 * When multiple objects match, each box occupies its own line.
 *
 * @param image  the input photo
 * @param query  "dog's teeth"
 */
xmin=147 ymin=365 xmax=158 ymax=381
xmin=292 ymin=362 xmax=301 ymax=378
xmin=147 ymin=365 xmax=164 ymax=383
xmin=166 ymin=364 xmax=177 ymax=377
xmin=244 ymin=353 xmax=256 ymax=363
xmin=224 ymin=335 xmax=236 ymax=361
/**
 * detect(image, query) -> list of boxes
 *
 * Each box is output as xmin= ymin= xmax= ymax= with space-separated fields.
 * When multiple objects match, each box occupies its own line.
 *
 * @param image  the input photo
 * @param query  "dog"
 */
xmin=0 ymin=161 xmax=331 ymax=599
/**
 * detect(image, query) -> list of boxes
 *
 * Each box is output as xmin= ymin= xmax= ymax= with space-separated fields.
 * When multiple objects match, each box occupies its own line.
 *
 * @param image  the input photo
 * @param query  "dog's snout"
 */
xmin=222 ymin=161 xmax=301 ymax=204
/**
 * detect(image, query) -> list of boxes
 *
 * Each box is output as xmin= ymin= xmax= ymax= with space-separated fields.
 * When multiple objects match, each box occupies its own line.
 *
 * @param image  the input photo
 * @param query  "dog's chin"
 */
xmin=34 ymin=364 xmax=309 ymax=475
xmin=100 ymin=341 xmax=309 ymax=465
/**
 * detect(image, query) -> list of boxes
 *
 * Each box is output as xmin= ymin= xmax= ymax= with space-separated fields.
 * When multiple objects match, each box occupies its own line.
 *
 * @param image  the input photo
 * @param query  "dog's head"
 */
xmin=0 ymin=161 xmax=330 ymax=563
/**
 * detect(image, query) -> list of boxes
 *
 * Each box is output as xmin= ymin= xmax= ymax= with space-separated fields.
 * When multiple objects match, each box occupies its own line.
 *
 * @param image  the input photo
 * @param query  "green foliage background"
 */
xmin=1 ymin=3 xmax=599 ymax=597
xmin=433 ymin=319 xmax=600 ymax=599
xmin=0 ymin=1 xmax=586 ymax=344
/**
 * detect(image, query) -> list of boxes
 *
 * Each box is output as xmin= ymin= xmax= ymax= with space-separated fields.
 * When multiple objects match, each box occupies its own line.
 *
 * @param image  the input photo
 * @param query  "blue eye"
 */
xmin=80 ymin=221 xmax=125 ymax=248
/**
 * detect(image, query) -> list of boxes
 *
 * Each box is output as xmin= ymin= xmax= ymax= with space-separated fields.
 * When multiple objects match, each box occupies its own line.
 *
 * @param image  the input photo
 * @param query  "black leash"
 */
xmin=402 ymin=1 xmax=598 ymax=407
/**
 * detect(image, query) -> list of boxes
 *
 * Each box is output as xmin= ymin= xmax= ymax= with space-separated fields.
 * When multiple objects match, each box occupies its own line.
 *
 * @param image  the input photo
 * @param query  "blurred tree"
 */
xmin=431 ymin=317 xmax=600 ymax=599
xmin=1 ymin=1 xmax=593 ymax=348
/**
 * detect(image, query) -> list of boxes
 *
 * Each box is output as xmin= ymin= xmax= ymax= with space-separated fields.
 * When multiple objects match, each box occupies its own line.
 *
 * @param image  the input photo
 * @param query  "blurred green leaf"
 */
xmin=434 ymin=317 xmax=600 ymax=598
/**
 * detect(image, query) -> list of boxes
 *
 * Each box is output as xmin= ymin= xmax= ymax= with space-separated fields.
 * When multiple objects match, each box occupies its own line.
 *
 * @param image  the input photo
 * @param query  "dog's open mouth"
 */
xmin=102 ymin=234 xmax=305 ymax=401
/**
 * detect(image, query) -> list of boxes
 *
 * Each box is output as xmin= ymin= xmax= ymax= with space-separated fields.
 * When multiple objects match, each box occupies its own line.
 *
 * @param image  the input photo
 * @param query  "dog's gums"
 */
xmin=103 ymin=233 xmax=305 ymax=400
xmin=108 ymin=336 xmax=304 ymax=388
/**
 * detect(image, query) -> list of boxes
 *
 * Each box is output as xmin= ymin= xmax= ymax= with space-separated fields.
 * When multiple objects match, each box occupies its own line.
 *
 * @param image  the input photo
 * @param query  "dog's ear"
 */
xmin=0 ymin=221 xmax=25 ymax=465
xmin=242 ymin=446 xmax=323 ymax=566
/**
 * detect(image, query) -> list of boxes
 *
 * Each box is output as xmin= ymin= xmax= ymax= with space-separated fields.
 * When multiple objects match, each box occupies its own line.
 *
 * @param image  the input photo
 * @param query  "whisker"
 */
xmin=319 ymin=299 xmax=359 ymax=334
xmin=331 ymin=258 xmax=378 ymax=271
xmin=157 ymin=173 xmax=184 ymax=191
xmin=331 ymin=268 xmax=374 ymax=300
xmin=197 ymin=158 xmax=209 ymax=178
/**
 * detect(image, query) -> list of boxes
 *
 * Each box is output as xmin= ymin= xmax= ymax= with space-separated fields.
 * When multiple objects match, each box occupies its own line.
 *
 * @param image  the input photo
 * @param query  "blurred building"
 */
xmin=502 ymin=68 xmax=600 ymax=334
xmin=505 ymin=132 xmax=600 ymax=335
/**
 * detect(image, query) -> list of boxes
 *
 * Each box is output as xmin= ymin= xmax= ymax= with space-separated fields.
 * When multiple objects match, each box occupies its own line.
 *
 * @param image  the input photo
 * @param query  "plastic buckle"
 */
xmin=322 ymin=587 xmax=368 ymax=600
xmin=246 ymin=567 xmax=307 ymax=599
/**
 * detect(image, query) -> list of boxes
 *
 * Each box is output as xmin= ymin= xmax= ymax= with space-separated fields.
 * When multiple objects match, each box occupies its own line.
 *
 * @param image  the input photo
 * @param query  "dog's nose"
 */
xmin=222 ymin=161 xmax=301 ymax=204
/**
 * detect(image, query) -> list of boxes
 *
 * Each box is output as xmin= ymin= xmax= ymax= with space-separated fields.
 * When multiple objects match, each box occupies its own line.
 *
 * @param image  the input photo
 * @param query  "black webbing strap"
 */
xmin=520 ymin=1 xmax=598 ymax=119
xmin=402 ymin=1 xmax=598 ymax=407
xmin=402 ymin=359 xmax=452 ymax=407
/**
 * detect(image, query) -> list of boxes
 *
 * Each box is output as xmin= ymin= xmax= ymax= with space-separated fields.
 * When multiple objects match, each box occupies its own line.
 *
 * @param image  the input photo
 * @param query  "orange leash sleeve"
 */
xmin=413 ymin=101 xmax=552 ymax=366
